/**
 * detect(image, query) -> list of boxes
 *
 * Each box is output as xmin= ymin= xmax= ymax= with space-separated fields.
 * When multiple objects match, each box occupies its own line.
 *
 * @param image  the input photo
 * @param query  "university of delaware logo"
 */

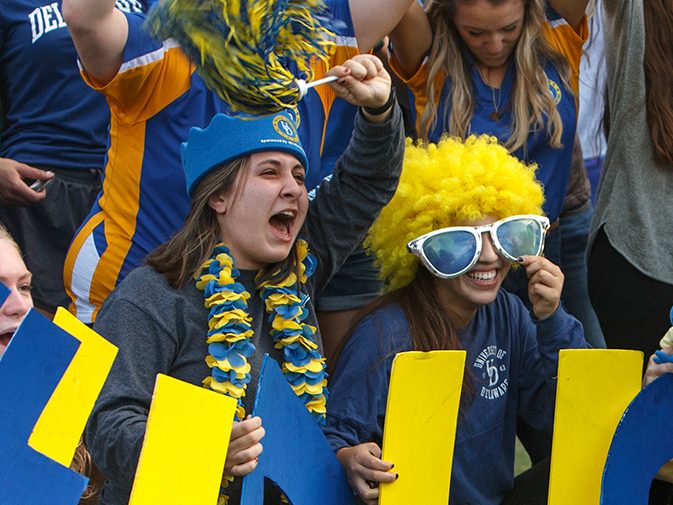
xmin=273 ymin=115 xmax=300 ymax=143
xmin=548 ymin=79 xmax=562 ymax=105
xmin=473 ymin=345 xmax=508 ymax=400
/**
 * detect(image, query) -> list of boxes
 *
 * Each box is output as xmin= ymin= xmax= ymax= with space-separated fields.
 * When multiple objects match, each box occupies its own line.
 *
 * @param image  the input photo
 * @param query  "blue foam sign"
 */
xmin=0 ymin=309 xmax=88 ymax=504
xmin=601 ymin=373 xmax=673 ymax=504
xmin=0 ymin=281 xmax=9 ymax=306
xmin=241 ymin=355 xmax=354 ymax=505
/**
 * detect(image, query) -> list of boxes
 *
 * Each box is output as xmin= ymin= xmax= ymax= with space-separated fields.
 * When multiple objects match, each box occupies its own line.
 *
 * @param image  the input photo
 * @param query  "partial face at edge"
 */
xmin=209 ymin=151 xmax=308 ymax=270
xmin=0 ymin=240 xmax=33 ymax=355
xmin=452 ymin=0 xmax=526 ymax=69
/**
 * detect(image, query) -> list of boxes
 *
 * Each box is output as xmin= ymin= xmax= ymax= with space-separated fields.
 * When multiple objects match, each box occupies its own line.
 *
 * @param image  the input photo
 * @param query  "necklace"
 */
xmin=477 ymin=64 xmax=503 ymax=121
xmin=195 ymin=240 xmax=327 ymax=501
xmin=489 ymin=84 xmax=502 ymax=121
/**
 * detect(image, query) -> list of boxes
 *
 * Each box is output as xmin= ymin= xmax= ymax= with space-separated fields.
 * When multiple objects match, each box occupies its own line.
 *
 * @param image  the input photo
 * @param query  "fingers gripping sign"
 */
xmin=225 ymin=416 xmax=265 ymax=477
xmin=337 ymin=443 xmax=396 ymax=504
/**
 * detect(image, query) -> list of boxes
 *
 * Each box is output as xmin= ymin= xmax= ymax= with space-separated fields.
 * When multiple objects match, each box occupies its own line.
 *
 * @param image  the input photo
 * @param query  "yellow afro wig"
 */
xmin=366 ymin=135 xmax=545 ymax=291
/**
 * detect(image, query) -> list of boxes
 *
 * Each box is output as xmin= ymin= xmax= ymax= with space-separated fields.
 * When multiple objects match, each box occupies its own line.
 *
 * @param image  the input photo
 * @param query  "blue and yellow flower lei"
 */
xmin=195 ymin=240 xmax=327 ymax=501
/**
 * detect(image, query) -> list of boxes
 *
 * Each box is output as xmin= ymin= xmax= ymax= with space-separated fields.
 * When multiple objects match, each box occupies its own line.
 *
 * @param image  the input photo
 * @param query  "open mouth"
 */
xmin=269 ymin=210 xmax=296 ymax=241
xmin=0 ymin=331 xmax=14 ymax=353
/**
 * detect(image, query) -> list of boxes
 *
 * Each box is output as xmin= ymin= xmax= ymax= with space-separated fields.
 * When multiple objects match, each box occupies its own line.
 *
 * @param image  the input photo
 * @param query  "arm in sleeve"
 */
xmin=61 ymin=0 xmax=128 ymax=84
xmin=323 ymin=311 xmax=403 ymax=451
xmin=517 ymin=305 xmax=588 ymax=430
xmin=82 ymin=12 xmax=194 ymax=123
xmin=86 ymin=296 xmax=179 ymax=493
xmin=305 ymin=104 xmax=404 ymax=291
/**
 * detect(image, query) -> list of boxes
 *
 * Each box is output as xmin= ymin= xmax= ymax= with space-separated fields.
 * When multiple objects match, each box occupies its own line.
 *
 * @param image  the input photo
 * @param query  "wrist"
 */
xmin=362 ymin=87 xmax=396 ymax=119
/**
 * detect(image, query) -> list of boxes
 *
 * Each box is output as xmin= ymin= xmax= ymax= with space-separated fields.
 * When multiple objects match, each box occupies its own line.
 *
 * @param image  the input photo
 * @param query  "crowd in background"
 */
xmin=1 ymin=0 xmax=673 ymax=503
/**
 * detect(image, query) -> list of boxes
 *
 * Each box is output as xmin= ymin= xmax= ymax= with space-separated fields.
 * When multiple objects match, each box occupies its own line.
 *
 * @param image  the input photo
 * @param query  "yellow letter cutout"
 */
xmin=380 ymin=351 xmax=466 ymax=504
xmin=28 ymin=308 xmax=118 ymax=466
xmin=129 ymin=374 xmax=237 ymax=504
xmin=548 ymin=349 xmax=643 ymax=505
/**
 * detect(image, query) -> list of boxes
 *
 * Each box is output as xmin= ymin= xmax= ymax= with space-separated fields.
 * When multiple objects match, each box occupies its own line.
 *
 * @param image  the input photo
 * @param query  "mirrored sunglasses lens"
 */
xmin=496 ymin=218 xmax=543 ymax=259
xmin=423 ymin=230 xmax=477 ymax=276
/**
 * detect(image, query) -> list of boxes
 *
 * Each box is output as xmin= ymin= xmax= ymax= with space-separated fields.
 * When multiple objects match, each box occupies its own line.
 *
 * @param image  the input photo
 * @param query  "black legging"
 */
xmin=588 ymin=227 xmax=673 ymax=360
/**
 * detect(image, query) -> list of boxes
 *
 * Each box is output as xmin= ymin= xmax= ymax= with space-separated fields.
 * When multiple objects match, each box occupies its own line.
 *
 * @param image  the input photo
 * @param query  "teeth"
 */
xmin=467 ymin=270 xmax=496 ymax=281
xmin=277 ymin=211 xmax=295 ymax=219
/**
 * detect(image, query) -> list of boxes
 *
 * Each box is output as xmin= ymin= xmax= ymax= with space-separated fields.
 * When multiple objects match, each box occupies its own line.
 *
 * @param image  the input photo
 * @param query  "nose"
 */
xmin=484 ymin=34 xmax=504 ymax=54
xmin=479 ymin=233 xmax=499 ymax=263
xmin=280 ymin=170 xmax=304 ymax=199
xmin=1 ymin=289 xmax=32 ymax=319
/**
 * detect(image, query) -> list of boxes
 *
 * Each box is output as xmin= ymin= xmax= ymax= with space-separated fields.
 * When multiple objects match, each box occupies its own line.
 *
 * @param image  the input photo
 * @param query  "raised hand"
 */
xmin=326 ymin=54 xmax=393 ymax=120
xmin=519 ymin=255 xmax=564 ymax=321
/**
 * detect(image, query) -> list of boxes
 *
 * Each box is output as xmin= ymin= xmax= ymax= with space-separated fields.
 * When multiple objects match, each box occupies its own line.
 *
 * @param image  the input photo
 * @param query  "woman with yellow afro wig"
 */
xmin=323 ymin=135 xmax=588 ymax=505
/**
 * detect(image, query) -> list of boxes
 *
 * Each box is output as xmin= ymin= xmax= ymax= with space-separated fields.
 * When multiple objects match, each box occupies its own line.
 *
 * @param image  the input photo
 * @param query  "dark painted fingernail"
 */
xmin=395 ymin=473 xmax=399 ymax=480
xmin=516 ymin=257 xmax=524 ymax=263
xmin=366 ymin=480 xmax=378 ymax=489
xmin=390 ymin=463 xmax=395 ymax=469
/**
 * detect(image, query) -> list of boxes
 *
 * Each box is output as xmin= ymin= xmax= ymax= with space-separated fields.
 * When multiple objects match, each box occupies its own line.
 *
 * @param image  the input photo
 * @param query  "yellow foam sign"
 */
xmin=548 ymin=349 xmax=643 ymax=505
xmin=379 ymin=351 xmax=466 ymax=504
xmin=28 ymin=308 xmax=118 ymax=466
xmin=129 ymin=374 xmax=237 ymax=504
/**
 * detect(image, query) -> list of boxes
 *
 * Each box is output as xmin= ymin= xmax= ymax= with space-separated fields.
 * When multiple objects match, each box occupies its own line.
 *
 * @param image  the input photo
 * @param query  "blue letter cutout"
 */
xmin=241 ymin=355 xmax=354 ymax=505
xmin=602 ymin=373 xmax=673 ymax=504
xmin=0 ymin=281 xmax=9 ymax=306
xmin=0 ymin=309 xmax=88 ymax=504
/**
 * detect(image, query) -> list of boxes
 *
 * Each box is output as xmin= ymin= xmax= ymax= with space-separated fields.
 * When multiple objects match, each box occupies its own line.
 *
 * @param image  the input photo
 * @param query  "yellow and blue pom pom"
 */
xmin=146 ymin=0 xmax=339 ymax=114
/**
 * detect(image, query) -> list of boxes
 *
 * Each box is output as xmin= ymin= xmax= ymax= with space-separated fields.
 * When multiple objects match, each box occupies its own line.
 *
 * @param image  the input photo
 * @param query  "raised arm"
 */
xmin=549 ymin=0 xmax=590 ymax=31
xmin=387 ymin=1 xmax=432 ymax=78
xmin=349 ymin=0 xmax=419 ymax=52
xmin=62 ymin=0 xmax=129 ymax=84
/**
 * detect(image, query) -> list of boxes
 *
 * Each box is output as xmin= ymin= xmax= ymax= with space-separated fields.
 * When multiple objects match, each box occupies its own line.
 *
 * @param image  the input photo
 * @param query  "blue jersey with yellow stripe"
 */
xmin=65 ymin=1 xmax=358 ymax=323
xmin=391 ymin=10 xmax=587 ymax=222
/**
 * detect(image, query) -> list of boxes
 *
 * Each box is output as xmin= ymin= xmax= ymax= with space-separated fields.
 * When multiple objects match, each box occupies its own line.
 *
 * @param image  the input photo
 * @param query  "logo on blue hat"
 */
xmin=273 ymin=115 xmax=299 ymax=143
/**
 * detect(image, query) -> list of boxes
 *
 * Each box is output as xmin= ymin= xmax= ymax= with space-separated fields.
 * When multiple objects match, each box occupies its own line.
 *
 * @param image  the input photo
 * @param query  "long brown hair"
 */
xmin=147 ymin=157 xmax=302 ymax=289
xmin=336 ymin=267 xmax=474 ymax=403
xmin=421 ymin=0 xmax=571 ymax=151
xmin=643 ymin=0 xmax=673 ymax=165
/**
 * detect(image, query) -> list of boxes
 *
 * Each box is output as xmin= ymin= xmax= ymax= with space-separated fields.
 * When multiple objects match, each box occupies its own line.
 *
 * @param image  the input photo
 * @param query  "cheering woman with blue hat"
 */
xmin=86 ymin=54 xmax=404 ymax=505
xmin=324 ymin=135 xmax=589 ymax=505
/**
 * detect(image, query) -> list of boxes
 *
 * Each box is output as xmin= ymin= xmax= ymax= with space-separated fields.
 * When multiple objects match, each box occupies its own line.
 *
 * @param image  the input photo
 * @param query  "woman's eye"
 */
xmin=293 ymin=173 xmax=305 ymax=184
xmin=503 ymin=24 xmax=517 ymax=32
xmin=19 ymin=284 xmax=32 ymax=294
xmin=468 ymin=30 xmax=483 ymax=37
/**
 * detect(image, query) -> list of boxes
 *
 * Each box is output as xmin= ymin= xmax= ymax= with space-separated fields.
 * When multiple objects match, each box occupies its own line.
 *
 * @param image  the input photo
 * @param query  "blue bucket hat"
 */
xmin=182 ymin=111 xmax=308 ymax=196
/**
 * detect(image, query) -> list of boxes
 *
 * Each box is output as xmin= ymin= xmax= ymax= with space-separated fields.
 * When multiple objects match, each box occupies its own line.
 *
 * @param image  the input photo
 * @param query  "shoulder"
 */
xmin=342 ymin=304 xmax=411 ymax=361
xmin=351 ymin=304 xmax=410 ymax=342
xmin=101 ymin=265 xmax=192 ymax=318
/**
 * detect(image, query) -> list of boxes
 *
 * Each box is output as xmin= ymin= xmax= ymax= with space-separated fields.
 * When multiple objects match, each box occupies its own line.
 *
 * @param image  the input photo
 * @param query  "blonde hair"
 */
xmin=0 ymin=224 xmax=21 ymax=256
xmin=365 ymin=135 xmax=544 ymax=290
xmin=420 ymin=0 xmax=572 ymax=151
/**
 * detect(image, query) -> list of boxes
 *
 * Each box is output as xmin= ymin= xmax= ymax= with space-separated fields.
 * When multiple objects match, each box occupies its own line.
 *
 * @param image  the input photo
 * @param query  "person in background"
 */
xmin=386 ymin=0 xmax=589 ymax=465
xmin=86 ymin=55 xmax=404 ymax=505
xmin=558 ymin=138 xmax=605 ymax=347
xmin=61 ymin=0 xmax=417 ymax=353
xmin=588 ymin=2 xmax=673 ymax=500
xmin=0 ymin=0 xmax=146 ymax=318
xmin=0 ymin=223 xmax=97 ymax=503
xmin=578 ymin=0 xmax=607 ymax=204
xmin=324 ymin=135 xmax=587 ymax=505
xmin=0 ymin=223 xmax=32 ymax=355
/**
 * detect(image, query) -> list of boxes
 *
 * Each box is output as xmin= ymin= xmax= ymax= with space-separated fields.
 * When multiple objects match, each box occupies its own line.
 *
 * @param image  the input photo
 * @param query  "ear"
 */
xmin=208 ymin=191 xmax=229 ymax=215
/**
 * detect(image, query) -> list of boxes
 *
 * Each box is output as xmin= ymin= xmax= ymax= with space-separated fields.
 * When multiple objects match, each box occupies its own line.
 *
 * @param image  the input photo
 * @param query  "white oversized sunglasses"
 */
xmin=407 ymin=215 xmax=550 ymax=279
